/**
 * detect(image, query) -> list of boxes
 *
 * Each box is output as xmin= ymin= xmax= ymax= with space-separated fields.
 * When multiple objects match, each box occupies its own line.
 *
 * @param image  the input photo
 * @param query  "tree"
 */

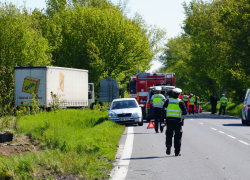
xmin=0 ymin=2 xmax=51 ymax=107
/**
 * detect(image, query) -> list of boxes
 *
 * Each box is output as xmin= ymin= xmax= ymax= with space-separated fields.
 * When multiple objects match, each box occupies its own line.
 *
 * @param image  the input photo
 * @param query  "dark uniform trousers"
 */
xmin=166 ymin=119 xmax=183 ymax=154
xmin=154 ymin=108 xmax=163 ymax=133
xmin=212 ymin=104 xmax=217 ymax=114
xmin=184 ymin=101 xmax=188 ymax=110
xmin=189 ymin=105 xmax=194 ymax=115
xmin=219 ymin=106 xmax=226 ymax=115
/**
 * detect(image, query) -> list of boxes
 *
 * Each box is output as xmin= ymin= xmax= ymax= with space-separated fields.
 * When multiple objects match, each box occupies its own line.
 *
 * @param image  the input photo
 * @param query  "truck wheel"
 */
xmin=80 ymin=106 xmax=85 ymax=110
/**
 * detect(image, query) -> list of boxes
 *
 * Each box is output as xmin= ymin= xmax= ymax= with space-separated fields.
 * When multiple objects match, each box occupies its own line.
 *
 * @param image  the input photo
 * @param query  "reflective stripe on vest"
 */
xmin=220 ymin=97 xmax=228 ymax=106
xmin=167 ymin=98 xmax=182 ymax=118
xmin=189 ymin=97 xmax=195 ymax=105
xmin=153 ymin=94 xmax=164 ymax=107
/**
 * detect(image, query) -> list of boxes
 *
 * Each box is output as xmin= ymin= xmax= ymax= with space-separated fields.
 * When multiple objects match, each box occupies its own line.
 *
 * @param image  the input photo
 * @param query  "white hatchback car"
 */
xmin=242 ymin=89 xmax=250 ymax=125
xmin=107 ymin=98 xmax=144 ymax=126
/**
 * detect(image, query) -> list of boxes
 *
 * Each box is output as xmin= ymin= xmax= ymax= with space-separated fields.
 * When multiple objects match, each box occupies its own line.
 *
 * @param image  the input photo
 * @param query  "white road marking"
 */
xmin=227 ymin=135 xmax=236 ymax=139
xmin=211 ymin=127 xmax=217 ymax=130
xmin=109 ymin=127 xmax=134 ymax=180
xmin=238 ymin=140 xmax=250 ymax=145
xmin=218 ymin=131 xmax=225 ymax=134
xmin=199 ymin=122 xmax=203 ymax=125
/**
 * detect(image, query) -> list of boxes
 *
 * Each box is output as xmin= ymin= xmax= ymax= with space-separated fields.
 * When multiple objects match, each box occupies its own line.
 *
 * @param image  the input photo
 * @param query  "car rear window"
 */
xmin=111 ymin=100 xmax=138 ymax=109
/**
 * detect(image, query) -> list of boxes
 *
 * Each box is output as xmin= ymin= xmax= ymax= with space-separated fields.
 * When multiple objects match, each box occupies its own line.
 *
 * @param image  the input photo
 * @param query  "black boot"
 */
xmin=166 ymin=146 xmax=171 ymax=155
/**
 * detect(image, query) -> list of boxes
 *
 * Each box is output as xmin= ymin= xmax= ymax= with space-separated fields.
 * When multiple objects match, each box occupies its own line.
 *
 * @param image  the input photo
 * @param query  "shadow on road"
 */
xmin=184 ymin=112 xmax=240 ymax=120
xmin=223 ymin=124 xmax=245 ymax=126
xmin=122 ymin=156 xmax=175 ymax=160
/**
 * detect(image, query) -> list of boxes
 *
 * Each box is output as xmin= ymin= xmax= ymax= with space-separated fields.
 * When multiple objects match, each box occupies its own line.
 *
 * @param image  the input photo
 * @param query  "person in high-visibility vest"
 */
xmin=150 ymin=86 xmax=166 ymax=133
xmin=163 ymin=88 xmax=187 ymax=156
xmin=219 ymin=94 xmax=228 ymax=115
xmin=182 ymin=92 xmax=189 ymax=109
xmin=195 ymin=94 xmax=200 ymax=113
xmin=189 ymin=94 xmax=195 ymax=115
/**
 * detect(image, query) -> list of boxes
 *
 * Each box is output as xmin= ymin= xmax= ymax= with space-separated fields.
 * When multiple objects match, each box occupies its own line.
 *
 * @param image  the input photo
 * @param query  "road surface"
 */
xmin=110 ymin=112 xmax=250 ymax=180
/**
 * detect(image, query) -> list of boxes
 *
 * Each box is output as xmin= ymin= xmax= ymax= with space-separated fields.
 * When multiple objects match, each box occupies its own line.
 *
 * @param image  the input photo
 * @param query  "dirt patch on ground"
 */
xmin=0 ymin=135 xmax=41 ymax=156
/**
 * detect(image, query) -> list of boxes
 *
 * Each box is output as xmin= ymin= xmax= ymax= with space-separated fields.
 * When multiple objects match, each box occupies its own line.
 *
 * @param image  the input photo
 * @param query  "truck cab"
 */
xmin=145 ymin=85 xmax=175 ymax=122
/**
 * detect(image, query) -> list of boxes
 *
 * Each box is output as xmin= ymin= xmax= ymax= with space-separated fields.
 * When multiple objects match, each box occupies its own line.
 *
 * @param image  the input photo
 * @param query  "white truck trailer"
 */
xmin=14 ymin=66 xmax=95 ymax=109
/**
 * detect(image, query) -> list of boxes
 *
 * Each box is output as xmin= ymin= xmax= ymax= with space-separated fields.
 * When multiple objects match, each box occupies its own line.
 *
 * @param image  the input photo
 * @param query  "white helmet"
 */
xmin=222 ymin=94 xmax=225 ymax=96
xmin=155 ymin=86 xmax=161 ymax=91
xmin=173 ymin=88 xmax=182 ymax=94
xmin=190 ymin=93 xmax=193 ymax=96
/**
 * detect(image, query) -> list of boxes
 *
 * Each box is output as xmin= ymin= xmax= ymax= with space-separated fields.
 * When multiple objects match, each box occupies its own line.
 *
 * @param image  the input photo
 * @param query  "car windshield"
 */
xmin=111 ymin=100 xmax=138 ymax=110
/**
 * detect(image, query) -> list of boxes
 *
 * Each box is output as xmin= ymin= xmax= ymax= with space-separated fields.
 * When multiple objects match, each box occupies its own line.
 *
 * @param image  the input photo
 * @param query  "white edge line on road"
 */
xmin=199 ymin=122 xmax=203 ymax=124
xmin=211 ymin=127 xmax=217 ymax=130
xmin=227 ymin=135 xmax=236 ymax=139
xmin=218 ymin=131 xmax=225 ymax=134
xmin=238 ymin=140 xmax=250 ymax=145
xmin=110 ymin=127 xmax=134 ymax=180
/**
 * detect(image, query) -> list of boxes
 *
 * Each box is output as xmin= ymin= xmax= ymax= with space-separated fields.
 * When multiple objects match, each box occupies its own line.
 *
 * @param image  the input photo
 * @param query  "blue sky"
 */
xmin=1 ymin=0 xmax=192 ymax=72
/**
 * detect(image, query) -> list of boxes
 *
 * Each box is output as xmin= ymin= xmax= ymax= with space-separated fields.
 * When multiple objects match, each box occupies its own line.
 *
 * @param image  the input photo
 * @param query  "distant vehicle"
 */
xmin=107 ymin=98 xmax=144 ymax=126
xmin=145 ymin=85 xmax=175 ymax=122
xmin=241 ymin=89 xmax=250 ymax=125
xmin=127 ymin=73 xmax=176 ymax=119
xmin=14 ymin=66 xmax=95 ymax=110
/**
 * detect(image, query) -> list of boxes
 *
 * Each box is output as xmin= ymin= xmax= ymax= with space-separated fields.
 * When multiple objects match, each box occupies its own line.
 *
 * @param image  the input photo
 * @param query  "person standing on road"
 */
xmin=150 ymin=86 xmax=166 ymax=133
xmin=195 ymin=94 xmax=200 ymax=113
xmin=163 ymin=88 xmax=187 ymax=156
xmin=182 ymin=92 xmax=189 ymax=109
xmin=210 ymin=93 xmax=219 ymax=114
xmin=189 ymin=94 xmax=195 ymax=115
xmin=219 ymin=94 xmax=228 ymax=115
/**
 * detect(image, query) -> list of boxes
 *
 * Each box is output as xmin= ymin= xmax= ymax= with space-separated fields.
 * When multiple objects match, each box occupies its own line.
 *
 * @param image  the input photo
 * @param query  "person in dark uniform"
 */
xmin=163 ymin=88 xmax=187 ymax=156
xmin=210 ymin=93 xmax=219 ymax=114
xmin=150 ymin=86 xmax=166 ymax=133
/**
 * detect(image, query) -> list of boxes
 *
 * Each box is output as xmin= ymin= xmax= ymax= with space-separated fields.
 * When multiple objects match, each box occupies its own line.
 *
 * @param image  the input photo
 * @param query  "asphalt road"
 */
xmin=110 ymin=112 xmax=250 ymax=180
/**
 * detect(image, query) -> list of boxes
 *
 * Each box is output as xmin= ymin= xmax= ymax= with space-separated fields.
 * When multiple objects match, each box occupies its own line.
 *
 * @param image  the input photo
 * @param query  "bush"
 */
xmin=200 ymin=101 xmax=243 ymax=117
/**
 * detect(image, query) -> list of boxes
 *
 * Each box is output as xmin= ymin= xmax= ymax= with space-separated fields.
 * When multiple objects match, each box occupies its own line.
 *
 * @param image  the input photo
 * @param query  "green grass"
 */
xmin=0 ymin=109 xmax=125 ymax=180
xmin=200 ymin=101 xmax=243 ymax=117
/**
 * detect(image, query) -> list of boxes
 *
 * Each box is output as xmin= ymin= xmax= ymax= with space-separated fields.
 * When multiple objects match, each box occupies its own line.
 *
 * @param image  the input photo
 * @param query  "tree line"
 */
xmin=159 ymin=0 xmax=250 ymax=101
xmin=0 ymin=0 xmax=165 ymax=107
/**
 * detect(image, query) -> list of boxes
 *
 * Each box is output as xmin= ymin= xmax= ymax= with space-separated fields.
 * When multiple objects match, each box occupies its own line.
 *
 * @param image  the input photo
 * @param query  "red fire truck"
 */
xmin=127 ymin=73 xmax=176 ymax=119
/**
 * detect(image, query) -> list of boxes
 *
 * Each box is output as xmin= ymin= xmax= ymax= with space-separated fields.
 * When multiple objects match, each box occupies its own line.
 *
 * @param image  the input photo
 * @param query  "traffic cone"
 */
xmin=147 ymin=121 xmax=155 ymax=129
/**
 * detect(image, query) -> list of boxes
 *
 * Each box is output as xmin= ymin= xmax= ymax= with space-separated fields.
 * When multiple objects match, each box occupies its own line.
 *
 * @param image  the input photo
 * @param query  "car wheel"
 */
xmin=138 ymin=119 xmax=143 ymax=126
xmin=242 ymin=114 xmax=246 ymax=124
xmin=245 ymin=115 xmax=250 ymax=126
xmin=242 ymin=118 xmax=246 ymax=124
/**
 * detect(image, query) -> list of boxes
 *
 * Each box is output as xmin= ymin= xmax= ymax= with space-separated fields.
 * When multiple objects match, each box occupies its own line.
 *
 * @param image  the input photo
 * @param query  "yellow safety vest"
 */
xmin=182 ymin=95 xmax=188 ymax=102
xmin=189 ymin=97 xmax=195 ymax=105
xmin=220 ymin=96 xmax=228 ymax=106
xmin=196 ymin=96 xmax=200 ymax=104
xmin=167 ymin=98 xmax=182 ymax=118
xmin=153 ymin=94 xmax=164 ymax=107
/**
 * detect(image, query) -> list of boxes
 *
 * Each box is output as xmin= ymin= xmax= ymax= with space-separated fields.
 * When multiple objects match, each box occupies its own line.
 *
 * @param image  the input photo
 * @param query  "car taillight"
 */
xmin=248 ymin=105 xmax=250 ymax=110
xmin=147 ymin=104 xmax=151 ymax=108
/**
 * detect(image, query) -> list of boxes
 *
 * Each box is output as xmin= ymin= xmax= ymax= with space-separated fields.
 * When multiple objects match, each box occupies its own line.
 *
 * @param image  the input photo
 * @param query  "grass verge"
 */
xmin=200 ymin=102 xmax=243 ymax=117
xmin=0 ymin=109 xmax=125 ymax=180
